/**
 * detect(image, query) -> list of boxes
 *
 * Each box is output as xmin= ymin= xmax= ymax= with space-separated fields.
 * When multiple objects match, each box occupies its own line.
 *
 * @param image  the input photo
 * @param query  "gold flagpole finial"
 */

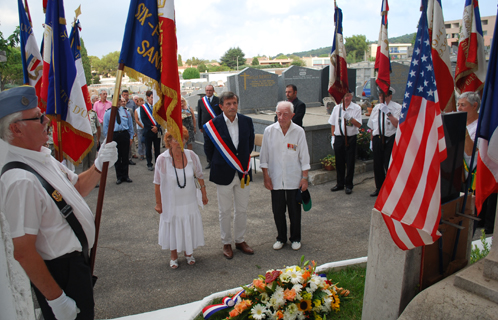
xmin=75 ymin=5 xmax=82 ymax=19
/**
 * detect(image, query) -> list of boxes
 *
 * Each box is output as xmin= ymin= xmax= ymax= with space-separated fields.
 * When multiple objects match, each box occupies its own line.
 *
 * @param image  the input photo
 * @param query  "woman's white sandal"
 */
xmin=170 ymin=259 xmax=179 ymax=269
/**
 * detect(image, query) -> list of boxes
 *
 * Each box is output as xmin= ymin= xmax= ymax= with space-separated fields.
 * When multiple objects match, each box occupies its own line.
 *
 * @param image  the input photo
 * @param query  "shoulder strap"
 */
xmin=1 ymin=162 xmax=90 ymax=265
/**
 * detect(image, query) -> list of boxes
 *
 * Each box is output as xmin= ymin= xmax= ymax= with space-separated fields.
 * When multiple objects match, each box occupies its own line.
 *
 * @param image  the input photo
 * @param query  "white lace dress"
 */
xmin=154 ymin=149 xmax=204 ymax=255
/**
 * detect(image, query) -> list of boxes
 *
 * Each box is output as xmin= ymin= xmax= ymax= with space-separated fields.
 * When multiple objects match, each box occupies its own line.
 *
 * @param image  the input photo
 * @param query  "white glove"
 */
xmin=380 ymin=103 xmax=390 ymax=114
xmin=331 ymin=136 xmax=335 ymax=148
xmin=370 ymin=141 xmax=373 ymax=151
xmin=95 ymin=141 xmax=118 ymax=171
xmin=47 ymin=291 xmax=80 ymax=320
xmin=343 ymin=111 xmax=352 ymax=120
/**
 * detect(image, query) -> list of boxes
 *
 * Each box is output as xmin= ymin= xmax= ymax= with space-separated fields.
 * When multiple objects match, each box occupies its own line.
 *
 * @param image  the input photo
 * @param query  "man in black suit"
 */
xmin=198 ymin=85 xmax=221 ymax=169
xmin=204 ymin=91 xmax=255 ymax=259
xmin=273 ymin=84 xmax=306 ymax=128
xmin=140 ymin=90 xmax=161 ymax=171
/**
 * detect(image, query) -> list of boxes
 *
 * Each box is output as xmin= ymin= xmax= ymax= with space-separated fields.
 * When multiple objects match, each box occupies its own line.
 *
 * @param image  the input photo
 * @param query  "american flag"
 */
xmin=375 ymin=0 xmax=390 ymax=95
xmin=374 ymin=0 xmax=447 ymax=251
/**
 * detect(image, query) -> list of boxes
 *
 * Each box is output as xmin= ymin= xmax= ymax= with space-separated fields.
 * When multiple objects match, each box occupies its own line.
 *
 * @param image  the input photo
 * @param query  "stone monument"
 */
xmin=278 ymin=66 xmax=322 ymax=107
xmin=227 ymin=67 xmax=279 ymax=114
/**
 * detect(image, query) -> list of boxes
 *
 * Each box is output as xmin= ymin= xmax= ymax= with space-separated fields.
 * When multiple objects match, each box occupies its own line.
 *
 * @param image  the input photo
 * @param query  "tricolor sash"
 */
xmin=204 ymin=120 xmax=251 ymax=188
xmin=202 ymin=289 xmax=245 ymax=319
xmin=202 ymin=96 xmax=217 ymax=119
xmin=142 ymin=103 xmax=157 ymax=126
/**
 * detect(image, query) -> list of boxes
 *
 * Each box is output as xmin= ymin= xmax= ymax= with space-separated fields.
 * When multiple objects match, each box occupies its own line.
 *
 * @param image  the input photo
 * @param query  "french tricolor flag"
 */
xmin=455 ymin=0 xmax=487 ymax=94
xmin=328 ymin=4 xmax=349 ymax=104
xmin=69 ymin=20 xmax=92 ymax=112
xmin=17 ymin=0 xmax=42 ymax=108
xmin=474 ymin=5 xmax=498 ymax=214
xmin=374 ymin=0 xmax=390 ymax=95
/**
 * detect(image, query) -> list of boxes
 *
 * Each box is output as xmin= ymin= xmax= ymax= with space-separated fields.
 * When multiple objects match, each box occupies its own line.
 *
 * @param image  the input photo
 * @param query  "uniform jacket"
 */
xmin=198 ymin=96 xmax=221 ymax=130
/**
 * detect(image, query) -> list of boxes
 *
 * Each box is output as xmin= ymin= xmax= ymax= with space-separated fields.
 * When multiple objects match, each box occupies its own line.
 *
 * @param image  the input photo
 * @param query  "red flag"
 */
xmin=328 ymin=5 xmax=349 ymax=104
xmin=427 ymin=0 xmax=455 ymax=112
xmin=474 ymin=6 xmax=498 ymax=214
xmin=455 ymin=0 xmax=486 ymax=94
xmin=374 ymin=2 xmax=446 ymax=250
xmin=374 ymin=0 xmax=390 ymax=95
xmin=156 ymin=1 xmax=183 ymax=147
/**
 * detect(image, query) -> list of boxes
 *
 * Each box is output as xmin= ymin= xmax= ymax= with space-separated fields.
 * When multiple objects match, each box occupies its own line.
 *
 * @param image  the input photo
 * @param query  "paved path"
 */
xmin=82 ymin=143 xmax=377 ymax=319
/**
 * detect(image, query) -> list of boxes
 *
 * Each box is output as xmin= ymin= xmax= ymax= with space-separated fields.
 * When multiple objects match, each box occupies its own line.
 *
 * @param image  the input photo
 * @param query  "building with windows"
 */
xmin=445 ymin=15 xmax=496 ymax=48
xmin=368 ymin=43 xmax=412 ymax=60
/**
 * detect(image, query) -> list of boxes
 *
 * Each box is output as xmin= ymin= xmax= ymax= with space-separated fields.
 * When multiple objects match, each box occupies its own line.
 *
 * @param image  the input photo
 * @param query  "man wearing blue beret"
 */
xmin=0 ymin=86 xmax=118 ymax=320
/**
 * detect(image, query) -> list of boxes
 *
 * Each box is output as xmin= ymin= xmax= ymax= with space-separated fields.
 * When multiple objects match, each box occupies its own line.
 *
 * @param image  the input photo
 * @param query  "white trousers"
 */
xmin=216 ymin=175 xmax=250 ymax=245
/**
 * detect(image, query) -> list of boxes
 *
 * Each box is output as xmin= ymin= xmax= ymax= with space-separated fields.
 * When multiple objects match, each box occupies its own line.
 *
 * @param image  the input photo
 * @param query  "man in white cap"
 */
xmin=367 ymin=87 xmax=401 ymax=197
xmin=0 ymin=86 xmax=118 ymax=320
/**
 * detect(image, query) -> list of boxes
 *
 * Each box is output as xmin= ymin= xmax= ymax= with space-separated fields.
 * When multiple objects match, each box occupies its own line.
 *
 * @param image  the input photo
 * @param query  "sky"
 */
xmin=1 ymin=0 xmax=496 ymax=62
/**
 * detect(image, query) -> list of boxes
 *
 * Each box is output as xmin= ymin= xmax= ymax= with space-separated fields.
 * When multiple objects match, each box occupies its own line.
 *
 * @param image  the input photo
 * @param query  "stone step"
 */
xmin=309 ymin=160 xmax=372 ymax=185
xmin=483 ymin=250 xmax=498 ymax=281
xmin=454 ymin=258 xmax=498 ymax=304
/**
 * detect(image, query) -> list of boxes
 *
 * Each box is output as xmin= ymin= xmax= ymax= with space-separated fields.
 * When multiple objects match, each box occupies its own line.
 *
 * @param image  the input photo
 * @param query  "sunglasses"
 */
xmin=15 ymin=113 xmax=46 ymax=124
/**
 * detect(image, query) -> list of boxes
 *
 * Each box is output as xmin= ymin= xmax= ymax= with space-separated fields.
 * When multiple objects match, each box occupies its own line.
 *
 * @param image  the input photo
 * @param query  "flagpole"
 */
xmin=56 ymin=115 xmax=63 ymax=162
xmin=90 ymin=64 xmax=124 ymax=273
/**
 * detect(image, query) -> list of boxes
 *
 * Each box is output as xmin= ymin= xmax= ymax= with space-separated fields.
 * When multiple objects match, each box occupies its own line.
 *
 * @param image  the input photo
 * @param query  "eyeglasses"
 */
xmin=15 ymin=113 xmax=46 ymax=124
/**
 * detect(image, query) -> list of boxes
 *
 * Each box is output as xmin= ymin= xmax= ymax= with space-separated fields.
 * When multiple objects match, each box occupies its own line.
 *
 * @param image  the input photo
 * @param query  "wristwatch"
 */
xmin=386 ymin=112 xmax=392 ymax=117
xmin=302 ymin=176 xmax=309 ymax=181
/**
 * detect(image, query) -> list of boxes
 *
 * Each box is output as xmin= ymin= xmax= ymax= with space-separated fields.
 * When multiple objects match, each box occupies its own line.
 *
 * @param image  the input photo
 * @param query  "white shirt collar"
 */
xmin=223 ymin=112 xmax=238 ymax=125
xmin=8 ymin=144 xmax=52 ymax=165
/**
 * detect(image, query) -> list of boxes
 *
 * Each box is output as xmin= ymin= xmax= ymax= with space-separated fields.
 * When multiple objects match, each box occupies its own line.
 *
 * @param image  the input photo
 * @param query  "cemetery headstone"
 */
xmin=279 ymin=66 xmax=322 ymax=107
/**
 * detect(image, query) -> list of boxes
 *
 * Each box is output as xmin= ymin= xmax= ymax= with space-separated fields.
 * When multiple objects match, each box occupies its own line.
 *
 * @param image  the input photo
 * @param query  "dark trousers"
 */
xmin=113 ymin=130 xmax=130 ymax=180
xmin=145 ymin=134 xmax=160 ymax=167
xmin=334 ymin=135 xmax=357 ymax=189
xmin=33 ymin=253 xmax=94 ymax=320
xmin=271 ymin=189 xmax=301 ymax=243
xmin=372 ymin=134 xmax=395 ymax=190
xmin=203 ymin=131 xmax=211 ymax=164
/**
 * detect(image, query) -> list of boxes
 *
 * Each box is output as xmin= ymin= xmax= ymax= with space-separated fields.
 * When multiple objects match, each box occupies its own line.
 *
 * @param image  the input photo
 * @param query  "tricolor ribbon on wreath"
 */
xmin=202 ymin=289 xmax=245 ymax=319
xmin=203 ymin=120 xmax=251 ymax=188
xmin=202 ymin=96 xmax=217 ymax=119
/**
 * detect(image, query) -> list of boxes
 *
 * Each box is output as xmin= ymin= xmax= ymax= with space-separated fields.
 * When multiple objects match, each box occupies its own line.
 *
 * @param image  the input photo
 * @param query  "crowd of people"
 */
xmin=0 ymin=83 xmax=495 ymax=319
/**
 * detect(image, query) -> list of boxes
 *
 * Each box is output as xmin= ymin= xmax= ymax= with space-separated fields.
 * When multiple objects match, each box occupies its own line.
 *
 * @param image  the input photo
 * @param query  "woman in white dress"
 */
xmin=154 ymin=126 xmax=208 ymax=269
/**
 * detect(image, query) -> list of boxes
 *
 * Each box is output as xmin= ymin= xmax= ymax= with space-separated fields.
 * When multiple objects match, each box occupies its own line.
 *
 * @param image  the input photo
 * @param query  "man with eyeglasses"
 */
xmin=0 ymin=86 xmax=118 ymax=320
xmin=103 ymin=96 xmax=134 ymax=184
xmin=198 ymin=85 xmax=221 ymax=169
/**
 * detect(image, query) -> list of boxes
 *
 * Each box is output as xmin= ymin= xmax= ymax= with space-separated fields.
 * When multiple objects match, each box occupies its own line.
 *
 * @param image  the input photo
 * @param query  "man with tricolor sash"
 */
xmin=198 ymin=85 xmax=221 ymax=169
xmin=204 ymin=91 xmax=255 ymax=259
xmin=141 ymin=90 xmax=162 ymax=171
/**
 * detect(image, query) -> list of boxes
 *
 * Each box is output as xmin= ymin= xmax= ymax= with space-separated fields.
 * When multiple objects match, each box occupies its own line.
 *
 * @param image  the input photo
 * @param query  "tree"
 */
xmin=92 ymin=51 xmax=120 ymax=77
xmin=275 ymin=54 xmax=288 ymax=59
xmin=345 ymin=34 xmax=368 ymax=62
xmin=251 ymin=57 xmax=260 ymax=66
xmin=185 ymin=56 xmax=203 ymax=66
xmin=178 ymin=54 xmax=183 ymax=66
xmin=80 ymin=38 xmax=92 ymax=85
xmin=182 ymin=67 xmax=200 ymax=79
xmin=319 ymin=53 xmax=329 ymax=57
xmin=220 ymin=47 xmax=245 ymax=69
xmin=197 ymin=62 xmax=208 ymax=73
xmin=291 ymin=59 xmax=305 ymax=67
xmin=0 ymin=28 xmax=22 ymax=91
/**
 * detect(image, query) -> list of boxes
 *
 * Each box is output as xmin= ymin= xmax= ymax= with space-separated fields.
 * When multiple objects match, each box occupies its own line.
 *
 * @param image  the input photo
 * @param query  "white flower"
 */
xmin=288 ymin=270 xmax=303 ymax=284
xmin=287 ymin=303 xmax=298 ymax=313
xmin=260 ymin=292 xmax=269 ymax=304
xmin=296 ymin=310 xmax=306 ymax=320
xmin=251 ymin=304 xmax=267 ymax=320
xmin=279 ymin=272 xmax=291 ymax=283
xmin=292 ymin=284 xmax=303 ymax=294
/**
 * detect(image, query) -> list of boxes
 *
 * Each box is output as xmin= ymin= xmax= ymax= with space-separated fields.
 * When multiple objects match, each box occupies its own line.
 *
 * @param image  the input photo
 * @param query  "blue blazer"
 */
xmin=204 ymin=113 xmax=255 ymax=186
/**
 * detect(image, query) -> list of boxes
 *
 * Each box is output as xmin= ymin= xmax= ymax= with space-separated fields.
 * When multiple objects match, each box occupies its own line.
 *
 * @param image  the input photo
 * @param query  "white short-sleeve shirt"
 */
xmin=328 ymin=103 xmax=362 ymax=136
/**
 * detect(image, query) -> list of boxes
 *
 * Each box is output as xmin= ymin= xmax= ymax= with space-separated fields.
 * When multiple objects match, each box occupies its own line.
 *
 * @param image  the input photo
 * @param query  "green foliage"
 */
xmin=197 ymin=62 xmax=208 ymax=73
xmin=251 ymin=57 xmax=259 ymax=66
xmin=91 ymin=51 xmax=120 ymax=77
xmin=275 ymin=54 xmax=288 ymax=59
xmin=183 ymin=67 xmax=200 ymax=79
xmin=0 ymin=28 xmax=22 ymax=91
xmin=345 ymin=35 xmax=368 ymax=62
xmin=185 ymin=56 xmax=205 ymax=66
xmin=320 ymin=154 xmax=336 ymax=167
xmin=470 ymin=230 xmax=491 ymax=264
xmin=220 ymin=47 xmax=245 ymax=69
xmin=178 ymin=54 xmax=183 ymax=66
xmin=80 ymin=38 xmax=91 ymax=85
xmin=92 ymin=74 xmax=100 ymax=84
xmin=319 ymin=53 xmax=329 ymax=57
xmin=291 ymin=58 xmax=305 ymax=66
xmin=387 ymin=33 xmax=417 ymax=45
xmin=207 ymin=65 xmax=231 ymax=72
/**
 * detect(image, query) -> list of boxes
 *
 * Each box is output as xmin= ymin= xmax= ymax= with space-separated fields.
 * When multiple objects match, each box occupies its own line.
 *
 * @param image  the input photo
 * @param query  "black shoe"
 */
xmin=116 ymin=179 xmax=122 ymax=185
xmin=95 ymin=184 xmax=99 ymax=188
xmin=205 ymin=163 xmax=211 ymax=169
xmin=125 ymin=177 xmax=133 ymax=183
xmin=147 ymin=165 xmax=153 ymax=171
xmin=129 ymin=160 xmax=136 ymax=165
xmin=331 ymin=185 xmax=344 ymax=192
xmin=345 ymin=188 xmax=352 ymax=195
xmin=370 ymin=189 xmax=379 ymax=197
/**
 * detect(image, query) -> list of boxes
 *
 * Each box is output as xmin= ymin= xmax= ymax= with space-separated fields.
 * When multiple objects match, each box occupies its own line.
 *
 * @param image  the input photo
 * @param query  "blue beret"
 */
xmin=0 ymin=86 xmax=38 ymax=119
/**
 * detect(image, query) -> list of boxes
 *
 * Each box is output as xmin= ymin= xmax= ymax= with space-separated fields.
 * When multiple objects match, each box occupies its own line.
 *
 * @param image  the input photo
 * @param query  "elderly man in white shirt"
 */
xmin=0 ymin=86 xmax=117 ymax=320
xmin=328 ymin=92 xmax=362 ymax=195
xmin=260 ymin=101 xmax=310 ymax=251
xmin=367 ymin=87 xmax=401 ymax=197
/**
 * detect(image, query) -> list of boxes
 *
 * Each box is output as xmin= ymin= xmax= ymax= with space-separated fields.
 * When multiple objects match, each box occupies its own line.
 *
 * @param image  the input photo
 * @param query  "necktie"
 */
xmin=117 ymin=108 xmax=121 ymax=125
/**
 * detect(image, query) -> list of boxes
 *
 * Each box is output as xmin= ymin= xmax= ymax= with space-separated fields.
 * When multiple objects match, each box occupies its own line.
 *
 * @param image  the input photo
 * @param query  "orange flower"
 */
xmin=229 ymin=309 xmax=239 ymax=317
xmin=253 ymin=279 xmax=266 ymax=291
xmin=302 ymin=270 xmax=311 ymax=281
xmin=284 ymin=288 xmax=297 ymax=300
xmin=276 ymin=310 xmax=284 ymax=319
